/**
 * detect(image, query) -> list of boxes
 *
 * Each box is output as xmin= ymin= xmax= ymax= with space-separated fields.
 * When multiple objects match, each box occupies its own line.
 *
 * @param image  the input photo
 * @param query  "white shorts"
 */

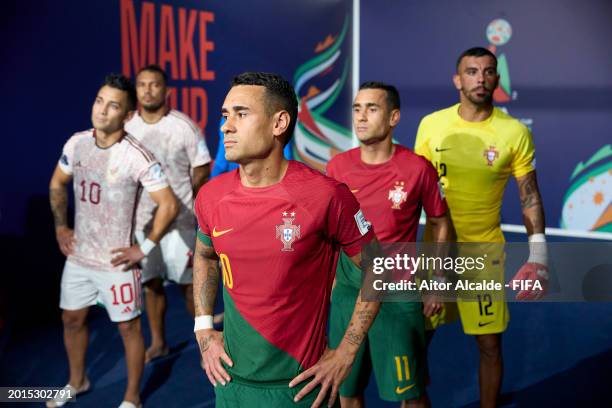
xmin=135 ymin=229 xmax=195 ymax=285
xmin=60 ymin=261 xmax=143 ymax=322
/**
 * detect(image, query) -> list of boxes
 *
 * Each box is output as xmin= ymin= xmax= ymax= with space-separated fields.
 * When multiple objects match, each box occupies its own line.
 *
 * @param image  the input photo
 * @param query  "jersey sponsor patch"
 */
xmin=438 ymin=181 xmax=446 ymax=199
xmin=148 ymin=163 xmax=165 ymax=180
xmin=354 ymin=209 xmax=370 ymax=236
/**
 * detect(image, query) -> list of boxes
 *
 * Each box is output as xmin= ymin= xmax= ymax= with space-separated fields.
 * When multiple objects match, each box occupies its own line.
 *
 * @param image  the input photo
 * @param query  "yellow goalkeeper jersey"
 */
xmin=415 ymin=104 xmax=535 ymax=242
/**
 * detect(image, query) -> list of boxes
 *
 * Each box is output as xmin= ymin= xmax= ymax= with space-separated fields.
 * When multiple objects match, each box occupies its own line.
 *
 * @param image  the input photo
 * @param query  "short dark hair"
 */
xmin=102 ymin=73 xmax=137 ymax=111
xmin=456 ymin=47 xmax=498 ymax=72
xmin=231 ymin=72 xmax=298 ymax=146
xmin=359 ymin=81 xmax=401 ymax=110
xmin=137 ymin=64 xmax=168 ymax=86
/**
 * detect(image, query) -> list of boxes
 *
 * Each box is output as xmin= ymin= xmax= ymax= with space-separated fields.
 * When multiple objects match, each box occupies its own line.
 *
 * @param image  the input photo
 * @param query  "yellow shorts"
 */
xmin=426 ymin=244 xmax=509 ymax=335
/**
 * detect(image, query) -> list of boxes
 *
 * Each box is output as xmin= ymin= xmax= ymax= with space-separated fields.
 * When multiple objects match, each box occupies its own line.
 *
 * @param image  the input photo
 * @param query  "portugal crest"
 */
xmin=388 ymin=181 xmax=407 ymax=210
xmin=483 ymin=146 xmax=499 ymax=166
xmin=276 ymin=212 xmax=301 ymax=252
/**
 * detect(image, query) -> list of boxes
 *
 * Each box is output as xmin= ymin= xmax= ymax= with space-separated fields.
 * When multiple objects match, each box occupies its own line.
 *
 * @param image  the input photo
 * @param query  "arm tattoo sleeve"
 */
xmin=518 ymin=172 xmax=546 ymax=234
xmin=518 ymin=172 xmax=541 ymax=210
xmin=193 ymin=242 xmax=220 ymax=316
xmin=49 ymin=187 xmax=68 ymax=227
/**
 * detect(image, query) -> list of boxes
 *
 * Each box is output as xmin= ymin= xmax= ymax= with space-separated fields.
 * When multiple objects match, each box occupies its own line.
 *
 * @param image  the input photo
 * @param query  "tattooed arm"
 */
xmin=193 ymin=238 xmax=233 ymax=386
xmin=339 ymin=251 xmax=381 ymax=352
xmin=49 ymin=165 xmax=74 ymax=256
xmin=516 ymin=170 xmax=546 ymax=235
xmin=290 ymin=249 xmax=381 ymax=407
xmin=513 ymin=170 xmax=548 ymax=300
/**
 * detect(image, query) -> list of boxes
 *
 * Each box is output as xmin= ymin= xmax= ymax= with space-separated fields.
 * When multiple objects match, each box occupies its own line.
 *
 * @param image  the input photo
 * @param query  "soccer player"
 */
xmin=326 ymin=82 xmax=449 ymax=408
xmin=125 ymin=64 xmax=212 ymax=362
xmin=48 ymin=74 xmax=178 ymax=408
xmin=192 ymin=72 xmax=381 ymax=407
xmin=211 ymin=117 xmax=293 ymax=178
xmin=415 ymin=47 xmax=548 ymax=408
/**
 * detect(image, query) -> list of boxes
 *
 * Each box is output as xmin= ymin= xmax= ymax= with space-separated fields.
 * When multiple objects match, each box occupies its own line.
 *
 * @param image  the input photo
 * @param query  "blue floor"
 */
xmin=1 ymin=287 xmax=611 ymax=407
xmin=1 ymin=231 xmax=611 ymax=407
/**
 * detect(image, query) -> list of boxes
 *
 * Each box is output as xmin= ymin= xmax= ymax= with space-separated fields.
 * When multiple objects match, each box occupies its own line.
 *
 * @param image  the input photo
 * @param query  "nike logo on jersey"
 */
xmin=435 ymin=147 xmax=451 ymax=152
xmin=395 ymin=384 xmax=416 ymax=394
xmin=478 ymin=321 xmax=494 ymax=327
xmin=351 ymin=189 xmax=360 ymax=193
xmin=212 ymin=227 xmax=233 ymax=237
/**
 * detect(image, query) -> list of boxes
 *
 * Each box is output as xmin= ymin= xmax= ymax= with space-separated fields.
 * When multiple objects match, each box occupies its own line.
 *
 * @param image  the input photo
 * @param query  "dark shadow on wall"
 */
xmin=0 ymin=195 xmax=69 ymax=333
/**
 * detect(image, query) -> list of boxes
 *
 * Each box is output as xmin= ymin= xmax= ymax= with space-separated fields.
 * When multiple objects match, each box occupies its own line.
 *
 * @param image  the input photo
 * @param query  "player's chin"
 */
xmin=141 ymin=101 xmax=164 ymax=111
xmin=357 ymin=134 xmax=380 ymax=145
xmin=224 ymin=150 xmax=240 ymax=163
xmin=94 ymin=123 xmax=116 ymax=134
xmin=470 ymin=93 xmax=492 ymax=104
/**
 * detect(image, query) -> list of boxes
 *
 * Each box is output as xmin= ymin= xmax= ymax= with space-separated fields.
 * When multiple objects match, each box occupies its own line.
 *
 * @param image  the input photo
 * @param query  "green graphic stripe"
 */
xmin=292 ymin=143 xmax=304 ymax=163
xmin=197 ymin=230 xmax=212 ymax=247
xmin=562 ymin=164 xmax=611 ymax=204
xmin=598 ymin=223 xmax=612 ymax=233
xmin=223 ymin=288 xmax=302 ymax=383
xmin=570 ymin=144 xmax=612 ymax=180
xmin=497 ymin=54 xmax=511 ymax=94
xmin=310 ymin=111 xmax=352 ymax=138
xmin=313 ymin=59 xmax=350 ymax=115
xmin=297 ymin=122 xmax=332 ymax=148
xmin=293 ymin=16 xmax=349 ymax=83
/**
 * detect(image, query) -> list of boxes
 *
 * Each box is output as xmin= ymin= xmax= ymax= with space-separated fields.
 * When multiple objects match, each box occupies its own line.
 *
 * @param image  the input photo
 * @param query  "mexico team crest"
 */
xmin=388 ymin=181 xmax=407 ymax=210
xmin=483 ymin=146 xmax=499 ymax=166
xmin=276 ymin=212 xmax=301 ymax=251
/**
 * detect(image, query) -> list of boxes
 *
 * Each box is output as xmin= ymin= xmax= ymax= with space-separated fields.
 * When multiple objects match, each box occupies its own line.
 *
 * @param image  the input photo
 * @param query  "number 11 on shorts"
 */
xmin=394 ymin=355 xmax=411 ymax=381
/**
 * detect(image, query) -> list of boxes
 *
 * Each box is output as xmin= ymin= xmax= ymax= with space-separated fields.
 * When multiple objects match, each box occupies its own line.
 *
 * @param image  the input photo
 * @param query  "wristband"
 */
xmin=527 ymin=233 xmax=547 ymax=265
xmin=139 ymin=238 xmax=156 ymax=256
xmin=194 ymin=315 xmax=214 ymax=332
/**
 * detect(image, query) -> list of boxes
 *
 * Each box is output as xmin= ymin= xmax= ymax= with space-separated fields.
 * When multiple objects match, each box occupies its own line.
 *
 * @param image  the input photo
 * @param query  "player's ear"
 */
xmin=493 ymin=72 xmax=500 ymax=89
xmin=389 ymin=109 xmax=400 ymax=127
xmin=452 ymin=74 xmax=462 ymax=91
xmin=272 ymin=110 xmax=290 ymax=137
xmin=124 ymin=109 xmax=135 ymax=123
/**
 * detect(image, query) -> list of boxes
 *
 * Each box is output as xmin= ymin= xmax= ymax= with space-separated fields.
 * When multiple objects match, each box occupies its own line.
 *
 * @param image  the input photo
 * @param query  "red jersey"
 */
xmin=327 ymin=145 xmax=447 ymax=243
xmin=194 ymin=160 xmax=373 ymax=383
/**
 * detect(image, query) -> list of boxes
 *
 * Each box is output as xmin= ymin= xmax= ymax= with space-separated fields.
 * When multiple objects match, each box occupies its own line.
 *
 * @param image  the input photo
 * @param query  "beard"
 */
xmin=141 ymin=98 xmax=165 ymax=112
xmin=463 ymin=86 xmax=494 ymax=106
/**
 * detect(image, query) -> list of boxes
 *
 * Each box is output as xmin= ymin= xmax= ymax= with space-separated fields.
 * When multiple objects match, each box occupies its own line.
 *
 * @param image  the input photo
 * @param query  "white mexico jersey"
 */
xmin=125 ymin=110 xmax=211 ymax=232
xmin=58 ymin=129 xmax=169 ymax=272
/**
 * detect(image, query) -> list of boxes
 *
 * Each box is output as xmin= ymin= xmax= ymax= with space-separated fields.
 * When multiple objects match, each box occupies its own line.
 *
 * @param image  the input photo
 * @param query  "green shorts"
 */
xmin=214 ymin=376 xmax=340 ymax=407
xmin=329 ymin=285 xmax=427 ymax=402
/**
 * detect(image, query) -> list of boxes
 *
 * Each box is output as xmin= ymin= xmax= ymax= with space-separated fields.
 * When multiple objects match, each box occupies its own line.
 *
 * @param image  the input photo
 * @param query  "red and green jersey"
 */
xmin=194 ymin=161 xmax=374 ymax=383
xmin=327 ymin=145 xmax=447 ymax=288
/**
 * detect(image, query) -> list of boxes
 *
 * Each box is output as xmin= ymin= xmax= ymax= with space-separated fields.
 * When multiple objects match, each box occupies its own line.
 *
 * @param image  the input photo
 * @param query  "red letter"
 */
xmin=167 ymin=86 xmax=178 ymax=110
xmin=182 ymin=86 xmax=190 ymax=116
xmin=159 ymin=5 xmax=179 ymax=79
xmin=120 ymin=0 xmax=156 ymax=77
xmin=179 ymin=8 xmax=199 ymax=80
xmin=190 ymin=87 xmax=208 ymax=129
xmin=198 ymin=11 xmax=215 ymax=81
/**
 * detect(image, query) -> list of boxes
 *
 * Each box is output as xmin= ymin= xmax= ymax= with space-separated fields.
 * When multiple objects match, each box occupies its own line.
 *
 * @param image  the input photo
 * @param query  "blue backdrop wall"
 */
xmin=0 ymin=0 xmax=354 ymax=321
xmin=1 ymin=0 xmax=611 ymax=323
xmin=360 ymin=0 xmax=612 ymax=235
